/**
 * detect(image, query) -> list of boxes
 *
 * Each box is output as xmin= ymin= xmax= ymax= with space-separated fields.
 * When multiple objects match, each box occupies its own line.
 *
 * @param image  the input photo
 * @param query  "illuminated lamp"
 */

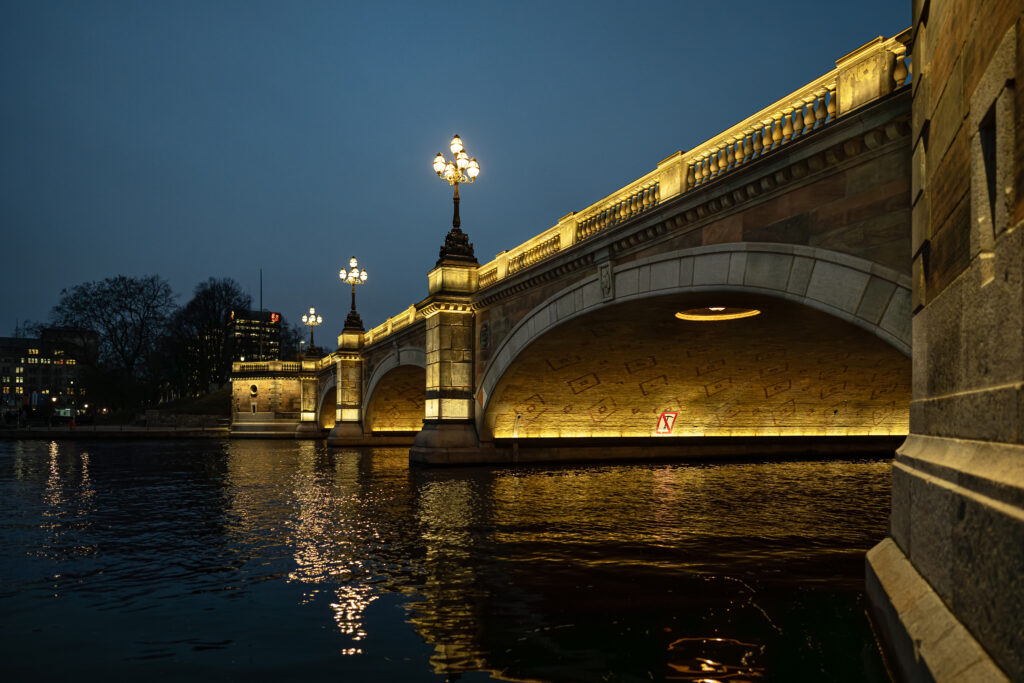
xmin=450 ymin=134 xmax=463 ymax=154
xmin=675 ymin=307 xmax=761 ymax=321
xmin=432 ymin=153 xmax=446 ymax=174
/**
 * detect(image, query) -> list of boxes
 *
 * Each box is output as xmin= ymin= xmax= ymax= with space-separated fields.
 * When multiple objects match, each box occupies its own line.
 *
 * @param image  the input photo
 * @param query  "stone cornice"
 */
xmin=420 ymin=300 xmax=475 ymax=317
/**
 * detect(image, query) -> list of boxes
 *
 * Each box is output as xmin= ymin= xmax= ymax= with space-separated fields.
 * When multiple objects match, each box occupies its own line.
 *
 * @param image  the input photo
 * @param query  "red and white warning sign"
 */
xmin=656 ymin=411 xmax=678 ymax=435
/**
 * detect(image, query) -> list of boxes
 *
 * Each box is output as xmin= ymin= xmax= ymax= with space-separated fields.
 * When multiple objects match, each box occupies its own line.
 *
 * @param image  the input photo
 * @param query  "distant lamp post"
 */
xmin=432 ymin=134 xmax=480 ymax=264
xmin=300 ymin=307 xmax=323 ymax=351
xmin=339 ymin=256 xmax=368 ymax=330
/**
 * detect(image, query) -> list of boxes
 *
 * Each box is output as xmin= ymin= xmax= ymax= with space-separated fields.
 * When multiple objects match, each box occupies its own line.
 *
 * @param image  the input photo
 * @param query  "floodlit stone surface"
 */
xmin=483 ymin=293 xmax=909 ymax=439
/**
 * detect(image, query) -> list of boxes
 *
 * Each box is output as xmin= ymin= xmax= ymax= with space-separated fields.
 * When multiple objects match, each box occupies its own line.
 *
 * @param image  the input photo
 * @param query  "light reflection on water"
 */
xmin=0 ymin=439 xmax=891 ymax=681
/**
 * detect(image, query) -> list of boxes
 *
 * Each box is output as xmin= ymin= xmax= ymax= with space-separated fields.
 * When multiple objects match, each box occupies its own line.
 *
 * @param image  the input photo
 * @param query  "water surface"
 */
xmin=0 ymin=440 xmax=891 ymax=681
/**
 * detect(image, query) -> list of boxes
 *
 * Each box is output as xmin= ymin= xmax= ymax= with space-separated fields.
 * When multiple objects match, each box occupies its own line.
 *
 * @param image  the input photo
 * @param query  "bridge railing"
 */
xmin=473 ymin=30 xmax=911 ymax=289
xmin=364 ymin=304 xmax=420 ymax=346
xmin=231 ymin=360 xmax=302 ymax=374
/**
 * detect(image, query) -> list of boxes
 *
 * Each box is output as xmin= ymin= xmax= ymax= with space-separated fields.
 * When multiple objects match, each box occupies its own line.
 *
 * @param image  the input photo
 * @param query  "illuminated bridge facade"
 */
xmin=232 ymin=32 xmax=914 ymax=464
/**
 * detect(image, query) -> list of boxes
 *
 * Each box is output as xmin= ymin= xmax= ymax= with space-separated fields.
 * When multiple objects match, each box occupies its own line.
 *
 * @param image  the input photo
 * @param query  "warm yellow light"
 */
xmin=467 ymin=158 xmax=479 ymax=178
xmin=432 ymin=153 xmax=445 ymax=173
xmin=456 ymin=150 xmax=469 ymax=169
xmin=450 ymin=134 xmax=463 ymax=155
xmin=359 ymin=269 xmax=367 ymax=281
xmin=349 ymin=256 xmax=358 ymax=269
xmin=674 ymin=307 xmax=761 ymax=321
xmin=339 ymin=269 xmax=347 ymax=280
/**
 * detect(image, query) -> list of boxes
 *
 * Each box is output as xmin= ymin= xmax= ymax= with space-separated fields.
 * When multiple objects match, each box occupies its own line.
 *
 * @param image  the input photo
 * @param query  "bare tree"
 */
xmin=51 ymin=275 xmax=177 ymax=380
xmin=166 ymin=277 xmax=251 ymax=394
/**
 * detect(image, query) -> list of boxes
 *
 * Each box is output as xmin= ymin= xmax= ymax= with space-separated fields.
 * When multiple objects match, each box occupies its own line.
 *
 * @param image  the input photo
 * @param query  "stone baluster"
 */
xmin=742 ymin=133 xmax=753 ymax=165
xmin=724 ymin=141 xmax=735 ymax=171
xmin=789 ymin=105 xmax=802 ymax=141
xmin=893 ymin=51 xmax=908 ymax=87
xmin=814 ymin=89 xmax=828 ymax=127
xmin=827 ymin=86 xmax=836 ymax=122
xmin=708 ymin=149 xmax=719 ymax=178
xmin=771 ymin=114 xmax=784 ymax=149
xmin=686 ymin=162 xmax=696 ymax=191
xmin=803 ymin=97 xmax=816 ymax=133
xmin=753 ymin=127 xmax=765 ymax=158
xmin=782 ymin=108 xmax=795 ymax=143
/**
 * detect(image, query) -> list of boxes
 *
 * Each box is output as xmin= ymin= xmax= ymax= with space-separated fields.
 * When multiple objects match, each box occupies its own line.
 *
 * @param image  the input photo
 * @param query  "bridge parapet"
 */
xmin=364 ymin=304 xmax=421 ymax=346
xmin=472 ymin=31 xmax=911 ymax=293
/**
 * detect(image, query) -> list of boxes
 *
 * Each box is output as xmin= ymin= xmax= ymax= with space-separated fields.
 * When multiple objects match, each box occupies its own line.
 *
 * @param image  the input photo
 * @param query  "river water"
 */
xmin=0 ymin=440 xmax=892 ymax=681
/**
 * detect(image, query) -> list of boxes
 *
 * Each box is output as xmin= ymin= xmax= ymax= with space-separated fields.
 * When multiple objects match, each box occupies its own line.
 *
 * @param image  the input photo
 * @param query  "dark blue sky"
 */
xmin=1 ymin=0 xmax=909 ymax=337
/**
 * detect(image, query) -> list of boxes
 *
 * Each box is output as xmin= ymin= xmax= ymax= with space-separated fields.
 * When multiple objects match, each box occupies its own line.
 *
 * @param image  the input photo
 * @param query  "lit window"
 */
xmin=28 ymin=348 xmax=38 ymax=355
xmin=16 ymin=367 xmax=23 ymax=373
xmin=15 ymin=377 xmax=23 ymax=384
xmin=41 ymin=358 xmax=51 ymax=364
xmin=1 ymin=387 xmax=8 ymax=394
xmin=67 ymin=359 xmax=76 ymax=365
xmin=54 ymin=350 xmax=64 ymax=356
xmin=27 ymin=358 xmax=38 ymax=364
xmin=14 ymin=388 xmax=22 ymax=395
xmin=55 ymin=359 xmax=64 ymax=365
xmin=1 ymin=377 xmax=7 ymax=383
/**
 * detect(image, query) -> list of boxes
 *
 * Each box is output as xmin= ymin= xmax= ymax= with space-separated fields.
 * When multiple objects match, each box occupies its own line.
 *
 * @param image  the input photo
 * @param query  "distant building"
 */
xmin=0 ymin=327 xmax=97 ymax=417
xmin=228 ymin=310 xmax=281 ymax=362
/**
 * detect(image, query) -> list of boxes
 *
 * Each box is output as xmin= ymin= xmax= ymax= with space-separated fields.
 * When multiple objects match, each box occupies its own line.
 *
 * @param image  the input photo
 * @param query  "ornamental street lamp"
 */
xmin=301 ymin=307 xmax=322 ymax=350
xmin=432 ymin=134 xmax=480 ymax=264
xmin=339 ymin=256 xmax=368 ymax=330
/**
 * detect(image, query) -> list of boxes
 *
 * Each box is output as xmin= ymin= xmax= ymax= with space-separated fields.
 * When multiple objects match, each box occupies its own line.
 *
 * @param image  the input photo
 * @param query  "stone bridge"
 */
xmin=233 ymin=32 xmax=914 ymax=465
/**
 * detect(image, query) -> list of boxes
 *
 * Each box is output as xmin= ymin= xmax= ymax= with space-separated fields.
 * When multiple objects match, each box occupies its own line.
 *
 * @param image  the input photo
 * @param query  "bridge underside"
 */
xmin=365 ymin=365 xmax=426 ymax=435
xmin=484 ymin=293 xmax=910 ymax=442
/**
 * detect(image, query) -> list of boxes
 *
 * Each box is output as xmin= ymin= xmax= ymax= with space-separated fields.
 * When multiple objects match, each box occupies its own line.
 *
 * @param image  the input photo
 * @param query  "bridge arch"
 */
xmin=363 ymin=346 xmax=426 ymax=434
xmin=476 ymin=243 xmax=911 ymax=440
xmin=318 ymin=372 xmax=336 ymax=429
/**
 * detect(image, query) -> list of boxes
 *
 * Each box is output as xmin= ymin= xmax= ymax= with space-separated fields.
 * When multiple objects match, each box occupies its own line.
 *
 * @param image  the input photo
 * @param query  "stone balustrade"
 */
xmin=231 ymin=360 xmax=302 ymax=374
xmin=575 ymin=174 xmax=661 ymax=242
xmin=364 ymin=304 xmax=419 ymax=346
xmin=507 ymin=232 xmax=561 ymax=275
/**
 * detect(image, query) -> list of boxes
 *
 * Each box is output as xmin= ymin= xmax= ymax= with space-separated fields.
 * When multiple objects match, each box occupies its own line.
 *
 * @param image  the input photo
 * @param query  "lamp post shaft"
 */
xmin=351 ymin=282 xmax=357 ymax=312
xmin=452 ymin=182 xmax=461 ymax=229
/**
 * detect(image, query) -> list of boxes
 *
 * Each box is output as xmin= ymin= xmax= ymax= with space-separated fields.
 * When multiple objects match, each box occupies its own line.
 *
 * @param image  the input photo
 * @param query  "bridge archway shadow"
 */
xmin=481 ymin=290 xmax=910 ymax=443
xmin=318 ymin=387 xmax=336 ymax=429
xmin=365 ymin=364 xmax=427 ymax=435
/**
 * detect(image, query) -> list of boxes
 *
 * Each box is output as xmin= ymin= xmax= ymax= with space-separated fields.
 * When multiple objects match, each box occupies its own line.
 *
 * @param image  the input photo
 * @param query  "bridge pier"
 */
xmin=326 ymin=320 xmax=365 ymax=444
xmin=410 ymin=237 xmax=484 ymax=463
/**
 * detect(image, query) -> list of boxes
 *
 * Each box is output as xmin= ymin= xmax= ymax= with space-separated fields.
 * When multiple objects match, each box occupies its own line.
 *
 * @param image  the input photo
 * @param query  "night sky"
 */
xmin=1 ymin=0 xmax=909 ymax=338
